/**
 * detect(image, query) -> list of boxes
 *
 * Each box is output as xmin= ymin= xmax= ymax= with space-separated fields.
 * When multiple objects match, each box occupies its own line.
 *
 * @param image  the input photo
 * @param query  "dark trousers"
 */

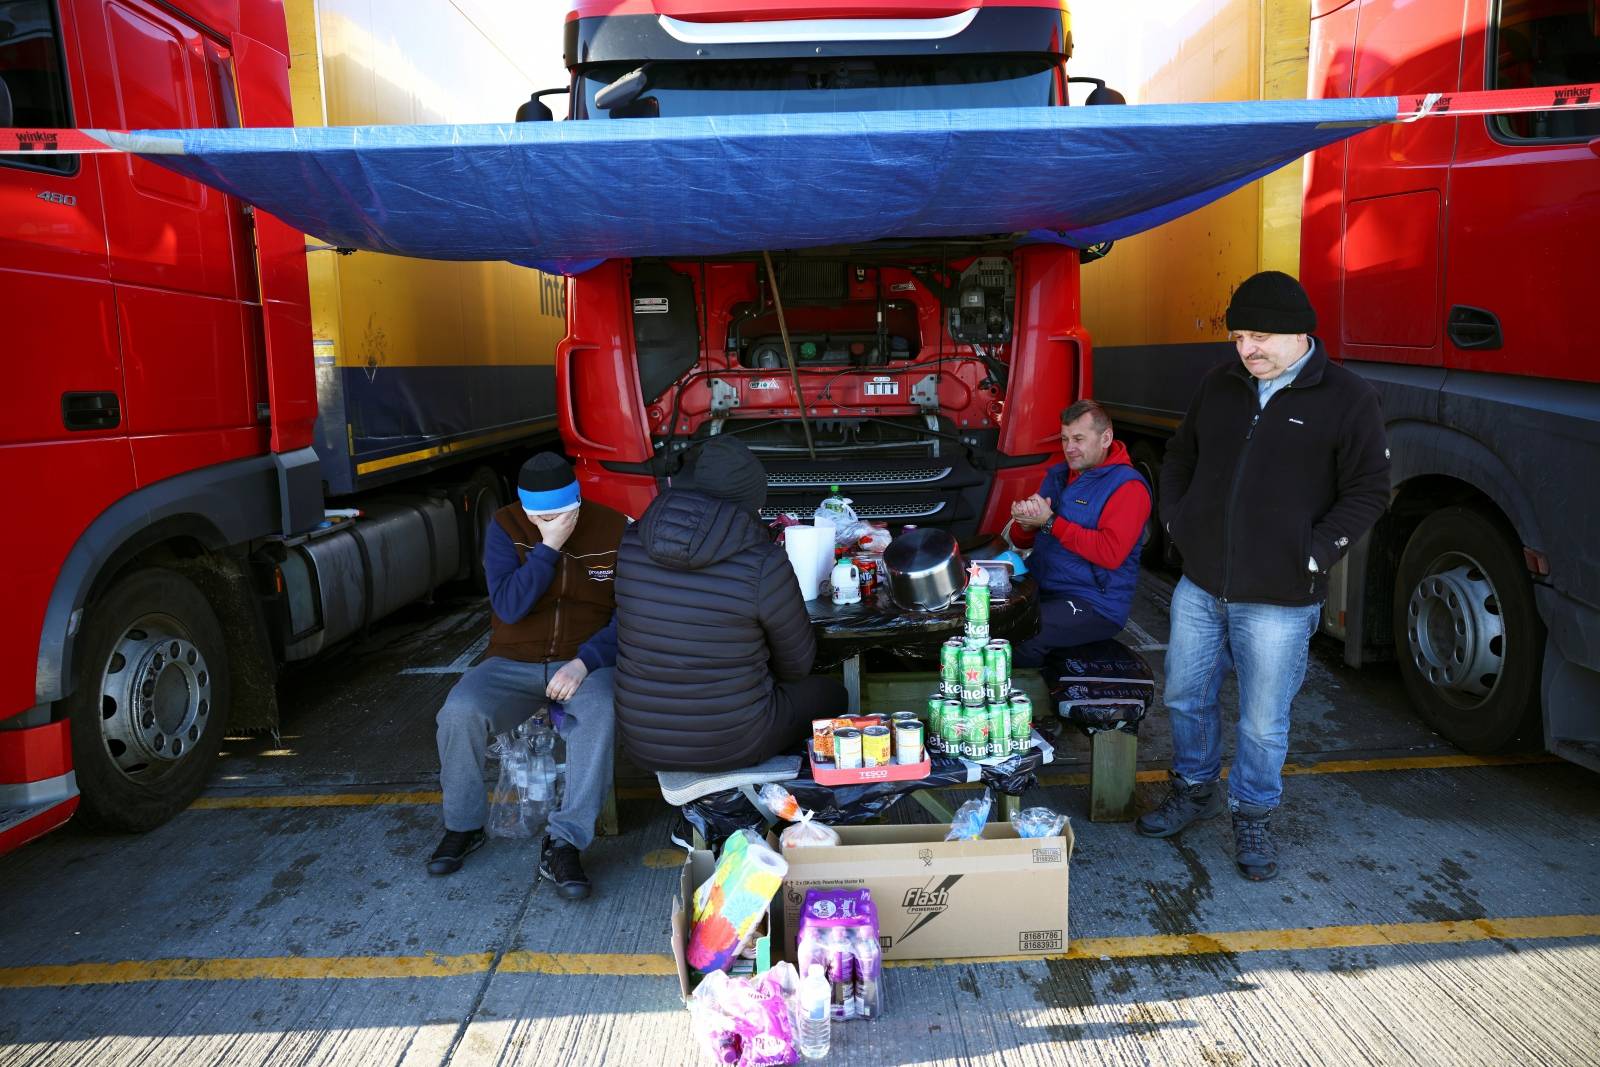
xmin=756 ymin=675 xmax=850 ymax=761
xmin=1014 ymin=596 xmax=1124 ymax=668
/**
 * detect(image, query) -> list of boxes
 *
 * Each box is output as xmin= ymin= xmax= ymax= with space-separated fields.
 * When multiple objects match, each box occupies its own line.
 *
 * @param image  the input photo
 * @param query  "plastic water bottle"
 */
xmin=798 ymin=963 xmax=831 ymax=1060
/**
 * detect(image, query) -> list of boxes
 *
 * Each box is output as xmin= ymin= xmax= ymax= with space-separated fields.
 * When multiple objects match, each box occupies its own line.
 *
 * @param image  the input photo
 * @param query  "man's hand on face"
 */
xmin=532 ymin=508 xmax=579 ymax=552
xmin=1011 ymin=494 xmax=1053 ymax=530
xmin=546 ymin=659 xmax=589 ymax=702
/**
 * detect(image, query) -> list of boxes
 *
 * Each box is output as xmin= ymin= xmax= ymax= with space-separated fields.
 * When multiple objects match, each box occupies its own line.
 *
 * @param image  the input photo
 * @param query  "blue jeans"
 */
xmin=1164 ymin=576 xmax=1321 ymax=811
xmin=436 ymin=657 xmax=614 ymax=849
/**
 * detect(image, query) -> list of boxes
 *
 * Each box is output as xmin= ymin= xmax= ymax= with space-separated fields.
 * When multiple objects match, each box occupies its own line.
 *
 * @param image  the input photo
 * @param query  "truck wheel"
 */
xmin=463 ymin=468 xmax=506 ymax=590
xmin=1392 ymin=507 xmax=1541 ymax=752
xmin=64 ymin=568 xmax=230 ymax=832
xmin=1129 ymin=441 xmax=1166 ymax=565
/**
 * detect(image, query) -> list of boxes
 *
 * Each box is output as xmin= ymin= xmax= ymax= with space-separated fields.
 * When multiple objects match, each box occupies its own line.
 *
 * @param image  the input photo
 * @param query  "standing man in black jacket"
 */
xmin=611 ymin=435 xmax=849 ymax=771
xmin=1138 ymin=271 xmax=1390 ymax=881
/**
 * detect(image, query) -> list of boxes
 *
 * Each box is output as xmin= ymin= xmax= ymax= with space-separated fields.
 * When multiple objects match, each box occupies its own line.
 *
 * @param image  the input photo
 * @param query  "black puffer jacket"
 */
xmin=613 ymin=489 xmax=817 ymax=771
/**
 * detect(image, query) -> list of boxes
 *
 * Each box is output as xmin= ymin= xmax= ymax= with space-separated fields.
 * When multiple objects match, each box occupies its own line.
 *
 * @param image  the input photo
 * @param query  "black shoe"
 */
xmin=540 ymin=836 xmax=592 ymax=900
xmin=427 ymin=828 xmax=485 ymax=876
xmin=1135 ymin=773 xmax=1226 ymax=838
xmin=669 ymin=814 xmax=696 ymax=852
xmin=1232 ymin=807 xmax=1279 ymax=881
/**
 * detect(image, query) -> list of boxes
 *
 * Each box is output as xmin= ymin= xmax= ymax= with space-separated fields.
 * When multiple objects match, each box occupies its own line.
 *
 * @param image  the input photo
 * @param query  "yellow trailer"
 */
xmin=284 ymin=0 xmax=566 ymax=493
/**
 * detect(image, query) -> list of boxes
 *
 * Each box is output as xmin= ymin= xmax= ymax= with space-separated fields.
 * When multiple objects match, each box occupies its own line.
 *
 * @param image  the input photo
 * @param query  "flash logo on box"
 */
xmin=902 ymin=884 xmax=950 ymax=911
xmin=897 ymin=875 xmax=962 ymax=942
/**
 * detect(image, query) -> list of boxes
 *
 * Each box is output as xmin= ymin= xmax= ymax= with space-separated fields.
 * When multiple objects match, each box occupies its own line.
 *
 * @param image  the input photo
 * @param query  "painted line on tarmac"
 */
xmin=2 ymin=914 xmax=1595 ymax=989
xmin=188 ymin=752 xmax=1561 ymax=809
xmin=399 ymin=632 xmax=490 ymax=675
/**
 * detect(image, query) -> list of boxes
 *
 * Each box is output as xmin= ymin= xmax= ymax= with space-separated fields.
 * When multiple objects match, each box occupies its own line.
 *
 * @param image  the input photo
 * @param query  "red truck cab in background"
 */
xmin=553 ymin=1 xmax=1095 ymax=540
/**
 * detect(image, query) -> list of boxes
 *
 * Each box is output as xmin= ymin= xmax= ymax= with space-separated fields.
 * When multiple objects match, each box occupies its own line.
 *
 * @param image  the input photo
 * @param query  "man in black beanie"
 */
xmin=428 ymin=452 xmax=627 ymax=898
xmin=610 ymin=435 xmax=849 ymax=771
xmin=1137 ymin=271 xmax=1390 ymax=882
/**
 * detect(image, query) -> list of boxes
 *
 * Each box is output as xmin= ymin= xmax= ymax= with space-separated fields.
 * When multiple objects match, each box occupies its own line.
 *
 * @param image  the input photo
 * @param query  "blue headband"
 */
xmin=518 ymin=482 xmax=580 ymax=514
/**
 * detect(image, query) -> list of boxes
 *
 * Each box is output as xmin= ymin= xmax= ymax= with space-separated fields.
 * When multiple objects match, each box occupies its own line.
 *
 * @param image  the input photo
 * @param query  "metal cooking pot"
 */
xmin=883 ymin=527 xmax=968 ymax=611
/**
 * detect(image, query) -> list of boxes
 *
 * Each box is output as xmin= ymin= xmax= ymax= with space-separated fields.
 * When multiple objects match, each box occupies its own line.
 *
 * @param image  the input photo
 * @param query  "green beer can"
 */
xmin=1009 ymin=693 xmax=1034 ymax=752
xmin=984 ymin=640 xmax=1011 ymax=703
xmin=959 ymin=647 xmax=987 ymax=706
xmin=965 ymin=581 xmax=991 ymax=643
xmin=963 ymin=706 xmax=990 ymax=758
xmin=942 ymin=714 xmax=965 ymax=757
xmin=940 ymin=637 xmax=964 ymax=698
xmin=987 ymin=703 xmax=1010 ymax=758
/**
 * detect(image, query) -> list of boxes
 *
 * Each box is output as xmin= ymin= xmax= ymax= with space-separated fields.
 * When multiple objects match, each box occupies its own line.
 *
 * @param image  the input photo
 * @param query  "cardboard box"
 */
xmin=778 ymin=823 xmax=1073 ymax=962
xmin=669 ymin=849 xmax=774 ymax=999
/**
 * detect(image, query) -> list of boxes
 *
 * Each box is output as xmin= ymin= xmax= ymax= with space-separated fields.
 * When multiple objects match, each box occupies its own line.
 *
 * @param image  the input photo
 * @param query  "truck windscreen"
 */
xmin=578 ymin=56 xmax=1058 ymax=119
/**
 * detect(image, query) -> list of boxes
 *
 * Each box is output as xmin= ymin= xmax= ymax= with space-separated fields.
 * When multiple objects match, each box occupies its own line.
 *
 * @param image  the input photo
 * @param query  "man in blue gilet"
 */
xmin=1009 ymin=399 xmax=1151 ymax=668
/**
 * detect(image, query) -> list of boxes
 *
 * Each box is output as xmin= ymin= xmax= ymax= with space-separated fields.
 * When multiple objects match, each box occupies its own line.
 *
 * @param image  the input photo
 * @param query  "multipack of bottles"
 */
xmin=794 ymin=888 xmax=883 ymax=1024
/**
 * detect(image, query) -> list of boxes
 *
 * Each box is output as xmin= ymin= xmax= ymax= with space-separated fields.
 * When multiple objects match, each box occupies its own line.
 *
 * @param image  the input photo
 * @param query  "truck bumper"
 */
xmin=0 ymin=719 xmax=79 ymax=854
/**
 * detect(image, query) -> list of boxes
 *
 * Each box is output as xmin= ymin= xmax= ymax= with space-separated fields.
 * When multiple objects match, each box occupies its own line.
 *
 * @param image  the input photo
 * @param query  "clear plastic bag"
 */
xmin=486 ymin=719 xmax=561 ymax=839
xmin=944 ymin=792 xmax=993 ymax=841
xmin=1009 ymin=806 xmax=1068 ymax=839
xmin=761 ymin=784 xmax=842 ymax=849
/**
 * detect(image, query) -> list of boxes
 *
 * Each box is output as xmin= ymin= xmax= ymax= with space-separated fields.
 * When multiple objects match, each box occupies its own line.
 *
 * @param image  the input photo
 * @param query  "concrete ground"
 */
xmin=2 ymin=569 xmax=1598 ymax=1066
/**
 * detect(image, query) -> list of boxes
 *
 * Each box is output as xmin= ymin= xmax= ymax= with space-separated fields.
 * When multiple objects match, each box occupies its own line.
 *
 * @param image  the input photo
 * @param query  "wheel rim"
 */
xmin=1404 ymin=553 xmax=1505 ymax=711
xmin=97 ymin=613 xmax=213 ymax=781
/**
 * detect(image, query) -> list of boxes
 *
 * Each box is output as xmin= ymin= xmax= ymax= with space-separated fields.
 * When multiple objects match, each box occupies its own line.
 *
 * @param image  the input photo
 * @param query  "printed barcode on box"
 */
xmin=1019 ymin=929 xmax=1063 ymax=951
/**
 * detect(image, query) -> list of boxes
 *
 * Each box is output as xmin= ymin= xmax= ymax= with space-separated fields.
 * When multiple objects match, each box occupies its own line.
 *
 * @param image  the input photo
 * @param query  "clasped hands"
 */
xmin=1011 ymin=494 xmax=1054 ymax=530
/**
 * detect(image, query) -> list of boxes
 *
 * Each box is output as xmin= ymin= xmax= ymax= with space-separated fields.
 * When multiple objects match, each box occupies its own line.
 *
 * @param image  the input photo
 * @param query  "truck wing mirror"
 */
xmin=596 ymin=66 xmax=651 ymax=111
xmin=0 ymin=74 xmax=12 ymax=128
xmin=516 ymin=88 xmax=569 ymax=122
xmin=1068 ymin=76 xmax=1126 ymax=106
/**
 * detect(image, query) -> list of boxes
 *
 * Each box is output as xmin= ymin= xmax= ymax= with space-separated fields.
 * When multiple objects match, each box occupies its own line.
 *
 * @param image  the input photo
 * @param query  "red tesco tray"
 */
xmin=808 ymin=741 xmax=931 ymax=785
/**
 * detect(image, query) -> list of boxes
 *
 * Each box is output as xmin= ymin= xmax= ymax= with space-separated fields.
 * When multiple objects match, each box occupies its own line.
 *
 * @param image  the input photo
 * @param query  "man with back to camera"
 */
xmin=1139 ymin=270 xmax=1390 ymax=881
xmin=608 ymin=434 xmax=850 ymax=772
xmin=1007 ymin=399 xmax=1151 ymax=668
xmin=428 ymin=453 xmax=626 ymax=900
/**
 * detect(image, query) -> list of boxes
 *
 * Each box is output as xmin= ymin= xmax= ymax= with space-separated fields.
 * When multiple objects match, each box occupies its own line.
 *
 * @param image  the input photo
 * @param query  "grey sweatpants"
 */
xmin=435 ymin=656 xmax=615 ymax=850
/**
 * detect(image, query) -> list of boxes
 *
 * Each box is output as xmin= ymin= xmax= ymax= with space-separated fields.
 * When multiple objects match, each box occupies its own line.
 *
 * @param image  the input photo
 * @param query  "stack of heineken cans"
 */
xmin=926 ymin=570 xmax=1032 ymax=760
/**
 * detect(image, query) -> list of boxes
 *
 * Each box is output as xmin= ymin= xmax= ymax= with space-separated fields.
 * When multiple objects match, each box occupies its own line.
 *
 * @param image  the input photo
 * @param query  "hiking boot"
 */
xmin=426 ymin=828 xmax=485 ymax=876
xmin=1232 ymin=806 xmax=1279 ymax=881
xmin=1134 ymin=773 xmax=1225 ymax=838
xmin=540 ymin=836 xmax=592 ymax=900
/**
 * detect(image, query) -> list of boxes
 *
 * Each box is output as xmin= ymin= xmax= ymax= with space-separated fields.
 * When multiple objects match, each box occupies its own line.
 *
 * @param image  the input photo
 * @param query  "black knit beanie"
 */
xmin=1226 ymin=270 xmax=1317 ymax=334
xmin=517 ymin=452 xmax=580 ymax=514
xmin=679 ymin=436 xmax=768 ymax=514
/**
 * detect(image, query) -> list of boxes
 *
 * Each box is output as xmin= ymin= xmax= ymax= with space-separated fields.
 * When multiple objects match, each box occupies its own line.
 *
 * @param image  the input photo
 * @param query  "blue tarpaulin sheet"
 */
xmin=103 ymin=98 xmax=1398 ymax=272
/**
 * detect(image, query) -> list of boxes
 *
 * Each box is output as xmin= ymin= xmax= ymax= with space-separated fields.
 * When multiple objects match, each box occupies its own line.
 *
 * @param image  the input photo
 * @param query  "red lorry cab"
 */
xmin=554 ymin=0 xmax=1095 ymax=542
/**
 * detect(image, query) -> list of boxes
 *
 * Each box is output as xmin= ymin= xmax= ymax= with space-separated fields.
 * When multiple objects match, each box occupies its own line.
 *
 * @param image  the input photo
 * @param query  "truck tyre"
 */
xmin=462 ymin=468 xmax=506 ymax=591
xmin=1129 ymin=441 xmax=1166 ymax=565
xmin=64 ymin=567 xmax=230 ymax=832
xmin=1392 ymin=506 xmax=1541 ymax=752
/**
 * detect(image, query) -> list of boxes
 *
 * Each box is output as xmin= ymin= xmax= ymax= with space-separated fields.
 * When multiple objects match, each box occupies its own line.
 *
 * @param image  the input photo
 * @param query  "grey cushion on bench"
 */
xmin=656 ymin=755 xmax=803 ymax=806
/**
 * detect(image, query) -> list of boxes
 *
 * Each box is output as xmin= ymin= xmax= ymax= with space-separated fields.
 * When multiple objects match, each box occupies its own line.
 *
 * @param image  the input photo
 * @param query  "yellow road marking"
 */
xmin=2 ymin=914 xmax=1595 ymax=990
xmin=190 ymin=752 xmax=1561 ymax=810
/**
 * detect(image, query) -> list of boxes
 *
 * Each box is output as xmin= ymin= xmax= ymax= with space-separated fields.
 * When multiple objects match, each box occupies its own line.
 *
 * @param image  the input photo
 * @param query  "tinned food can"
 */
xmin=1010 ymin=693 xmax=1033 ymax=752
xmin=811 ymin=718 xmax=838 ymax=760
xmin=893 ymin=721 xmax=924 ymax=764
xmin=959 ymin=647 xmax=987 ymax=706
xmin=940 ymin=637 xmax=964 ymax=698
xmin=833 ymin=728 xmax=863 ymax=769
xmin=861 ymin=725 xmax=892 ymax=767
